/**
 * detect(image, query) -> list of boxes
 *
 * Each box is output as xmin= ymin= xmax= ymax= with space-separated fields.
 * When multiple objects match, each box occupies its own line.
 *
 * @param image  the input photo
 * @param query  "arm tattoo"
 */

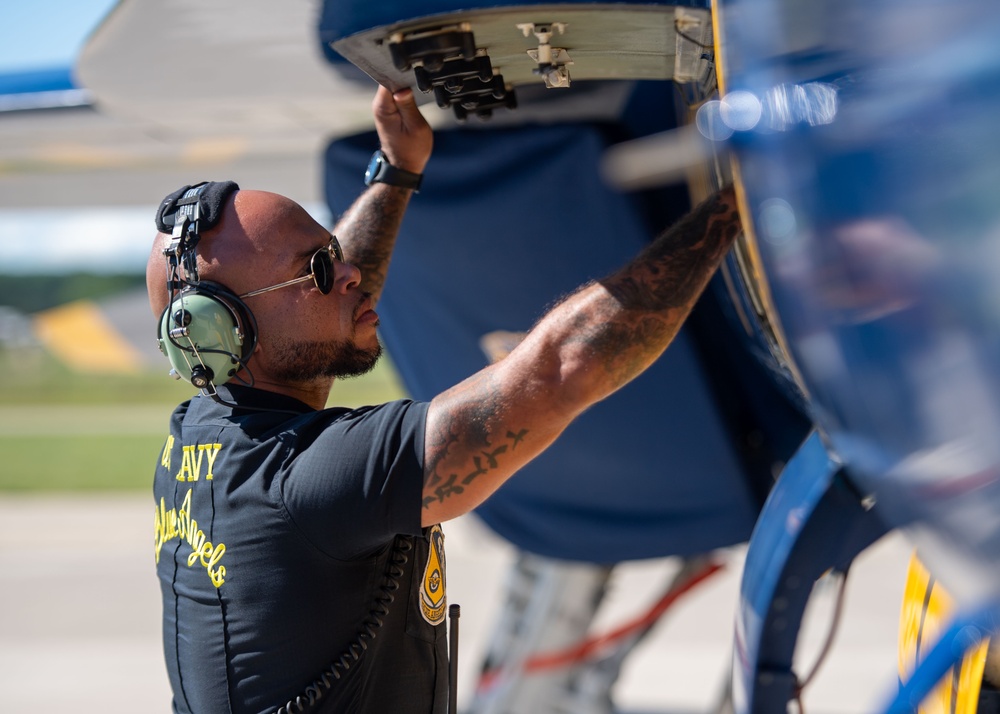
xmin=422 ymin=428 xmax=523 ymax=509
xmin=604 ymin=188 xmax=741 ymax=312
xmin=423 ymin=374 xmax=527 ymax=509
xmin=335 ymin=186 xmax=412 ymax=301
xmin=585 ymin=188 xmax=742 ymax=389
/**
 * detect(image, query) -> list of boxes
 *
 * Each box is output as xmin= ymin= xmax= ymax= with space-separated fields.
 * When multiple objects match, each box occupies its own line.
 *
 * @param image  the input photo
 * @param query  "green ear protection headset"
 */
xmin=155 ymin=181 xmax=257 ymax=401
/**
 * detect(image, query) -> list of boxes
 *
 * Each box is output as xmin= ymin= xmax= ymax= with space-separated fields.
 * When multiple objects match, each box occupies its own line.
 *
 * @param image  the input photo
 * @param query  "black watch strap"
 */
xmin=365 ymin=150 xmax=423 ymax=191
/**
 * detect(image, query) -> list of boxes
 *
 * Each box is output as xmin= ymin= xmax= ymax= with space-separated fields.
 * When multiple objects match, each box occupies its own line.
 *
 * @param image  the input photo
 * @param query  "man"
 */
xmin=148 ymin=86 xmax=741 ymax=714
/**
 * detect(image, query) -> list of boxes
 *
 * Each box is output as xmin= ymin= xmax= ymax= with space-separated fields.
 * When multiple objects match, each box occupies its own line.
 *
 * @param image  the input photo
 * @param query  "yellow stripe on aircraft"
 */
xmin=33 ymin=300 xmax=143 ymax=374
xmin=899 ymin=552 xmax=988 ymax=714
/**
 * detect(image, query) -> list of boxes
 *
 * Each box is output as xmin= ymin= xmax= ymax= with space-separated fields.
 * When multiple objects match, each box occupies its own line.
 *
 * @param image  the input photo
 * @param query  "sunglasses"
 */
xmin=240 ymin=236 xmax=344 ymax=299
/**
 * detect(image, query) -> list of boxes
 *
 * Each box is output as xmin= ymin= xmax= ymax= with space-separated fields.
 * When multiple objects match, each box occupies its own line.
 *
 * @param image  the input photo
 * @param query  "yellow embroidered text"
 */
xmin=160 ymin=435 xmax=174 ymax=469
xmin=175 ymin=443 xmax=222 ymax=482
xmin=154 ymin=487 xmax=227 ymax=587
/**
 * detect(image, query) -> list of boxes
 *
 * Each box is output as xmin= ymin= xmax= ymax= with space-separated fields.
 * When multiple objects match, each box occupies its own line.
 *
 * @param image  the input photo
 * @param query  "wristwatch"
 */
xmin=364 ymin=150 xmax=423 ymax=191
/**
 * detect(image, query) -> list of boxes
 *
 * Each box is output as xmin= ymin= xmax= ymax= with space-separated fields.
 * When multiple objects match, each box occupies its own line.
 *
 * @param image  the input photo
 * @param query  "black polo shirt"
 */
xmin=153 ymin=384 xmax=448 ymax=713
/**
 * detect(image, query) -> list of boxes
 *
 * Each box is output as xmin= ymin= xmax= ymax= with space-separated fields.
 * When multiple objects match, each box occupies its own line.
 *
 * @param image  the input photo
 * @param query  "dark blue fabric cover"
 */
xmin=324 ymin=122 xmax=762 ymax=561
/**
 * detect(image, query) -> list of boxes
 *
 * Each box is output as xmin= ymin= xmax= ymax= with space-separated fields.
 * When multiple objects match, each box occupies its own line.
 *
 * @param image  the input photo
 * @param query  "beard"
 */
xmin=267 ymin=335 xmax=382 ymax=382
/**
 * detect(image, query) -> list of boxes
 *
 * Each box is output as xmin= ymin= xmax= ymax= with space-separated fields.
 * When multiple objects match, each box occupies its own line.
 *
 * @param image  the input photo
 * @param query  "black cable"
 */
xmin=274 ymin=535 xmax=414 ymax=714
xmin=449 ymin=604 xmax=461 ymax=714
xmin=795 ymin=567 xmax=851 ymax=697
xmin=792 ymin=689 xmax=806 ymax=714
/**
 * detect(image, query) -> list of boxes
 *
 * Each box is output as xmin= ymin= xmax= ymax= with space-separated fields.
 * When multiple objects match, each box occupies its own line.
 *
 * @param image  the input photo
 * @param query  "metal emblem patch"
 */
xmin=420 ymin=525 xmax=447 ymax=626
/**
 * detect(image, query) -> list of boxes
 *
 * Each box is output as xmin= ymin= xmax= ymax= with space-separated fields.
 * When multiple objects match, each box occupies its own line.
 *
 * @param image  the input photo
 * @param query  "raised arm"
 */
xmin=421 ymin=186 xmax=742 ymax=526
xmin=334 ymin=86 xmax=433 ymax=303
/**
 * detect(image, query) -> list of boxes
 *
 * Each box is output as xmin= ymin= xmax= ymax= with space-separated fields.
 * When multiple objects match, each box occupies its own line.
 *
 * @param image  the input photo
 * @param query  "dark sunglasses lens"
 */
xmin=312 ymin=249 xmax=333 ymax=294
xmin=330 ymin=236 xmax=344 ymax=263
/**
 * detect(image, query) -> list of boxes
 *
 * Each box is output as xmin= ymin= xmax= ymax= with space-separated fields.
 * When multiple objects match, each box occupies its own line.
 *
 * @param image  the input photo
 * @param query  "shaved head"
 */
xmin=146 ymin=186 xmax=381 ymax=399
xmin=146 ymin=190 xmax=315 ymax=317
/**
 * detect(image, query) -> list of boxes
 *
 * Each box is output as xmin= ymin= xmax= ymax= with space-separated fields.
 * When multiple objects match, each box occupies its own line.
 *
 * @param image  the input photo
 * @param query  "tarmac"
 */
xmin=0 ymin=494 xmax=914 ymax=713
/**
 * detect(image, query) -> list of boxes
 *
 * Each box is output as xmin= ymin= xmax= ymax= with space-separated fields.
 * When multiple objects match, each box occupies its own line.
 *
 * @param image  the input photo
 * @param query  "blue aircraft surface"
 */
xmin=317 ymin=0 xmax=1000 ymax=712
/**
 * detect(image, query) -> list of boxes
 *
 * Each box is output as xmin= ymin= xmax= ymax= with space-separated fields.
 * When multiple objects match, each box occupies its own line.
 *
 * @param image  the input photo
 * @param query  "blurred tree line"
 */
xmin=0 ymin=272 xmax=145 ymax=314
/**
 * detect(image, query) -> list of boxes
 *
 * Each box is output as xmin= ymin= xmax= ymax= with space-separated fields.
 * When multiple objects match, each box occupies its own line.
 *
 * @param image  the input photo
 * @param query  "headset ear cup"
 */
xmin=156 ymin=283 xmax=256 ymax=388
xmin=207 ymin=283 xmax=257 ymax=367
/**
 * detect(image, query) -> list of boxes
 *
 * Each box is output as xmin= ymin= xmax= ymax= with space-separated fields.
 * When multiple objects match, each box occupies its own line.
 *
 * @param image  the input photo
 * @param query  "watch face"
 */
xmin=363 ymin=149 xmax=420 ymax=190
xmin=365 ymin=151 xmax=385 ymax=186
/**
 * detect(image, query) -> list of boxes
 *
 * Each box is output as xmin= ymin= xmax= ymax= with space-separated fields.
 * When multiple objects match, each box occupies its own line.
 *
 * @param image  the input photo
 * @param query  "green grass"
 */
xmin=0 ymin=434 xmax=162 ymax=491
xmin=0 ymin=347 xmax=409 ymax=491
xmin=0 ymin=347 xmax=196 ymax=405
xmin=0 ymin=348 xmax=408 ymax=408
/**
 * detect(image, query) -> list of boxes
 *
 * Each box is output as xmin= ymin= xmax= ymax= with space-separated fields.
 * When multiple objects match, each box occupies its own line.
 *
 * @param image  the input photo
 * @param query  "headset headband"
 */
xmin=157 ymin=180 xmax=239 ymax=286
xmin=155 ymin=180 xmax=239 ymax=234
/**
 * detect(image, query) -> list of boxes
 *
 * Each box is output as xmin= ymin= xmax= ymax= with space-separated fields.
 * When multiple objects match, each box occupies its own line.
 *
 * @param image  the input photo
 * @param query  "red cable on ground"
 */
xmin=477 ymin=559 xmax=725 ymax=692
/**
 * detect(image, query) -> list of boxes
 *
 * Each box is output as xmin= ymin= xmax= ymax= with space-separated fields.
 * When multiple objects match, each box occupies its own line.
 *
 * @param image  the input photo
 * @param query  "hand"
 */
xmin=372 ymin=85 xmax=433 ymax=176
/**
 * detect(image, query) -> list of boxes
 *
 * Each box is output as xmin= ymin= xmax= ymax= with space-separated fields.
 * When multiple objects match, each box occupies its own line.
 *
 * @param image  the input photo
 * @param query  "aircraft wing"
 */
xmin=2 ymin=0 xmax=376 ymax=209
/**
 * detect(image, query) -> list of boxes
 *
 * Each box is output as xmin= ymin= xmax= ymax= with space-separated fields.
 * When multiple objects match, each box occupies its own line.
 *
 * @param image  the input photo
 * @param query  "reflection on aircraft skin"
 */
xmin=715 ymin=0 xmax=1000 ymax=707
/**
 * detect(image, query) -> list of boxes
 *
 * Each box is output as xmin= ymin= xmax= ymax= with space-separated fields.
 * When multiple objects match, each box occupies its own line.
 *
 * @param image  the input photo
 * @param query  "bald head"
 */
xmin=146 ymin=189 xmax=323 ymax=317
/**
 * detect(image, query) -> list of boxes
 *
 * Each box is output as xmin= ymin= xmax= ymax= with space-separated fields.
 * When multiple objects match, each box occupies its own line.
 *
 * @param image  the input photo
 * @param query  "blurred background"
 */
xmin=0 ymin=1 xmax=915 ymax=712
xmin=0 ymin=2 xmax=414 ymax=709
xmin=0 ymin=0 xmax=407 ymax=494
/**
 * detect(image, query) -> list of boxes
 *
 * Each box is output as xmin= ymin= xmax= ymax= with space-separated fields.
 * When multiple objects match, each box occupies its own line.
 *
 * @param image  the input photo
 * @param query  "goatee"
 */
xmin=270 ymin=337 xmax=383 ymax=382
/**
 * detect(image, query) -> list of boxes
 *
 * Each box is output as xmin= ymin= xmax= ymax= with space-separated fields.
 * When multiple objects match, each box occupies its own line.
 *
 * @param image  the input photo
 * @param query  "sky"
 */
xmin=0 ymin=207 xmax=152 ymax=274
xmin=0 ymin=0 xmax=143 ymax=275
xmin=0 ymin=204 xmax=330 ymax=275
xmin=0 ymin=0 xmax=340 ymax=275
xmin=0 ymin=0 xmax=119 ymax=74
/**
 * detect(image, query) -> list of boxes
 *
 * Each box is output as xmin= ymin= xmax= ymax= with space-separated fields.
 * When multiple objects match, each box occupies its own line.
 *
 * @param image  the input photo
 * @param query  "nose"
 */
xmin=333 ymin=259 xmax=362 ymax=293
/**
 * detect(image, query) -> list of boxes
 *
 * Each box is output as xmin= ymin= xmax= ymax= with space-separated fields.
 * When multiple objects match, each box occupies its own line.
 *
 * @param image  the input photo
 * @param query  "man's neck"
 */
xmin=232 ymin=373 xmax=332 ymax=411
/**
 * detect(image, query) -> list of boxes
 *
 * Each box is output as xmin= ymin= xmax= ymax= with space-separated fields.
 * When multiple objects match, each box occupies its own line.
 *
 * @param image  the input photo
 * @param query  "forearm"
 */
xmin=530 ymin=185 xmax=741 ymax=403
xmin=335 ymin=86 xmax=431 ymax=302
xmin=421 ymin=186 xmax=741 ymax=525
xmin=333 ymin=183 xmax=415 ymax=302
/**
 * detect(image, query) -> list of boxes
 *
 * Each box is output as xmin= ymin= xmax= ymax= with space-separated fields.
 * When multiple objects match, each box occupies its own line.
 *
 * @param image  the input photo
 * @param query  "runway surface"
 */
xmin=0 ymin=494 xmax=913 ymax=713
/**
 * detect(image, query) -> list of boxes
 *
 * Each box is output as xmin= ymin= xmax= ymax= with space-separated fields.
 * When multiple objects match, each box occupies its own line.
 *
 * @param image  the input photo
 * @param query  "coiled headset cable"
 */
xmin=274 ymin=535 xmax=414 ymax=714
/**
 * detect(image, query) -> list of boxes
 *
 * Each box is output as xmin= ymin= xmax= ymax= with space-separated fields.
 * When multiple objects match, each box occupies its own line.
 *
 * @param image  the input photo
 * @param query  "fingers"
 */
xmin=390 ymin=88 xmax=418 ymax=117
xmin=373 ymin=87 xmax=419 ymax=127
xmin=389 ymin=89 xmax=430 ymax=142
xmin=372 ymin=85 xmax=433 ymax=175
xmin=372 ymin=84 xmax=397 ymax=118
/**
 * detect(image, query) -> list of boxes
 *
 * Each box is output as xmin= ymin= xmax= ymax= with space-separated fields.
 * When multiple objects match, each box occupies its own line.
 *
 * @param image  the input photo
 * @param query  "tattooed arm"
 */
xmin=335 ymin=86 xmax=432 ymax=302
xmin=421 ymin=186 xmax=742 ymax=526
